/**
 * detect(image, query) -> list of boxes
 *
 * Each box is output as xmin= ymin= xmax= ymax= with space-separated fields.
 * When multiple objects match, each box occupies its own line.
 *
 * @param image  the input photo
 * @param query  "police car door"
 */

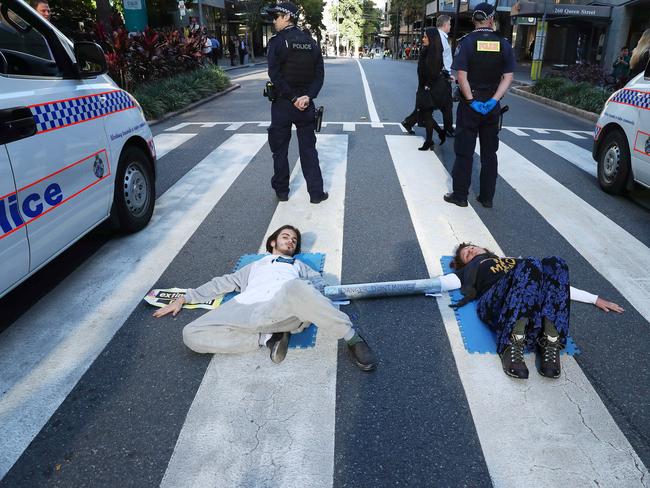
xmin=0 ymin=144 xmax=29 ymax=295
xmin=631 ymin=66 xmax=650 ymax=186
xmin=0 ymin=3 xmax=113 ymax=272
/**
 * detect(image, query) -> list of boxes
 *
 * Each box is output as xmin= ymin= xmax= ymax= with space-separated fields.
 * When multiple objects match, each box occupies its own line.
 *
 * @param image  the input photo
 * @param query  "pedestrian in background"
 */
xmin=401 ymin=28 xmax=446 ymax=150
xmin=612 ymin=47 xmax=631 ymax=88
xmin=266 ymin=2 xmax=328 ymax=204
xmin=29 ymin=0 xmax=50 ymax=21
xmin=227 ymin=36 xmax=236 ymax=66
xmin=437 ymin=14 xmax=455 ymax=137
xmin=443 ymin=2 xmax=515 ymax=209
xmin=629 ymin=29 xmax=650 ymax=78
xmin=238 ymin=37 xmax=248 ymax=65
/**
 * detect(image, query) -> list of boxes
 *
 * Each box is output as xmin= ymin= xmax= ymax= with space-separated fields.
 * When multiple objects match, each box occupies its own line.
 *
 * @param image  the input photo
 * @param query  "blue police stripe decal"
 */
xmin=30 ymin=90 xmax=136 ymax=134
xmin=610 ymin=89 xmax=650 ymax=110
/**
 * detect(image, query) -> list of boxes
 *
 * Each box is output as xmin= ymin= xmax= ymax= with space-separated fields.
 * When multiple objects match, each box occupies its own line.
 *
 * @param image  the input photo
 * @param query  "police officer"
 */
xmin=443 ymin=2 xmax=515 ymax=209
xmin=266 ymin=2 xmax=327 ymax=204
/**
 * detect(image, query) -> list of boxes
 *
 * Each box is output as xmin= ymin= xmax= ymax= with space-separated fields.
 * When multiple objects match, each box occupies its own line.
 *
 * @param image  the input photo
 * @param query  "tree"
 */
xmin=330 ymin=0 xmax=363 ymax=53
xmin=49 ymin=0 xmax=95 ymax=37
xmin=239 ymin=0 xmax=268 ymax=60
xmin=297 ymin=0 xmax=326 ymax=43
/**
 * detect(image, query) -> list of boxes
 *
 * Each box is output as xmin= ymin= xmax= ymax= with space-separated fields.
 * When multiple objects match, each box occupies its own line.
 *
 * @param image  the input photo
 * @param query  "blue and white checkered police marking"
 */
xmin=30 ymin=90 xmax=135 ymax=134
xmin=611 ymin=89 xmax=650 ymax=110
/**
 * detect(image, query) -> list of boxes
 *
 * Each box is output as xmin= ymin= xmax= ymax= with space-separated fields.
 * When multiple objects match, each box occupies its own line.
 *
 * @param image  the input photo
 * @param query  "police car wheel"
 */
xmin=113 ymin=146 xmax=154 ymax=233
xmin=597 ymin=130 xmax=630 ymax=195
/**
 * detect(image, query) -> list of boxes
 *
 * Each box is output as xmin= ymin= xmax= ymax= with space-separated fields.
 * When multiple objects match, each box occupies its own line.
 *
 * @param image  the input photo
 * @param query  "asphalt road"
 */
xmin=1 ymin=58 xmax=649 ymax=488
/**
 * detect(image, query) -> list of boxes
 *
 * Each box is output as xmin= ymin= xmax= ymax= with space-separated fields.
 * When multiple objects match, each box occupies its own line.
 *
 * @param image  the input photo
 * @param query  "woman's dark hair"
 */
xmin=266 ymin=225 xmax=301 ymax=255
xmin=451 ymin=242 xmax=497 ymax=270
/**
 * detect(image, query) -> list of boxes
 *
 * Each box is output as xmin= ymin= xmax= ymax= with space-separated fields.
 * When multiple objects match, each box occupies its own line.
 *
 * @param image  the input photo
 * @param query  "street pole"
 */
xmin=336 ymin=0 xmax=340 ymax=56
xmin=198 ymin=0 xmax=204 ymax=27
xmin=531 ymin=0 xmax=548 ymax=81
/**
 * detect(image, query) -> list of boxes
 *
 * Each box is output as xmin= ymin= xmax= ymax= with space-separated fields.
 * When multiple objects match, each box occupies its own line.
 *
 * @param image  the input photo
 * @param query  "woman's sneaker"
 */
xmin=500 ymin=334 xmax=529 ymax=379
xmin=536 ymin=335 xmax=563 ymax=378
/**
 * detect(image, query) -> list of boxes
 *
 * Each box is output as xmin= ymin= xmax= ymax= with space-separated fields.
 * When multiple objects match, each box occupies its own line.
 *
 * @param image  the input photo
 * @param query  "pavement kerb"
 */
xmin=510 ymin=84 xmax=599 ymax=123
xmin=148 ymin=83 xmax=241 ymax=128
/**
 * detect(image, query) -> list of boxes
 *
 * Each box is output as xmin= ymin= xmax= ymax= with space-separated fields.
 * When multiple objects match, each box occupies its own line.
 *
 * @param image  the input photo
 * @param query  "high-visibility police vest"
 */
xmin=281 ymin=29 xmax=316 ymax=93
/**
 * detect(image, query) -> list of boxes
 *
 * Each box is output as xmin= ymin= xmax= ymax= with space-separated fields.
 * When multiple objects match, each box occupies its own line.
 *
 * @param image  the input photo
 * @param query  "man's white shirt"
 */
xmin=439 ymin=28 xmax=452 ymax=72
xmin=235 ymin=255 xmax=300 ymax=304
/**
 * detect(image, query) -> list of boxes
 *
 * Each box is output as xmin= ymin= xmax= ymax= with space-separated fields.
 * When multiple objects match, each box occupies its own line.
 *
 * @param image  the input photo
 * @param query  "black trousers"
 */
xmin=451 ymin=101 xmax=500 ymax=201
xmin=403 ymin=108 xmax=442 ymax=143
xmin=268 ymin=99 xmax=324 ymax=196
xmin=441 ymin=81 xmax=454 ymax=132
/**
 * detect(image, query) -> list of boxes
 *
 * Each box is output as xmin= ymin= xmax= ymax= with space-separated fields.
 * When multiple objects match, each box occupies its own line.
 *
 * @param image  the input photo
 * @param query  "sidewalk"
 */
xmin=214 ymin=56 xmax=267 ymax=71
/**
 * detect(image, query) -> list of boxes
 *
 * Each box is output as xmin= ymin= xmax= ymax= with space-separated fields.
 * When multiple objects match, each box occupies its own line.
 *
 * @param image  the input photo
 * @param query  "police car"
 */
xmin=1 ymin=0 xmax=156 ymax=298
xmin=593 ymin=62 xmax=650 ymax=194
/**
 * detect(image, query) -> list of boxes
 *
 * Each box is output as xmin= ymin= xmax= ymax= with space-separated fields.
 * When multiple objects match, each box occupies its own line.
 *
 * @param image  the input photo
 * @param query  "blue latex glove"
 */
xmin=469 ymin=100 xmax=485 ymax=114
xmin=483 ymin=98 xmax=498 ymax=114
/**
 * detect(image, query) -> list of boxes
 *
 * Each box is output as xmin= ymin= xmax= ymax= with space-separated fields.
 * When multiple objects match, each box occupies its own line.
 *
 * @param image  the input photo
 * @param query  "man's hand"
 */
xmin=469 ymin=100 xmax=485 ymax=114
xmin=295 ymin=95 xmax=310 ymax=110
xmin=483 ymin=98 xmax=498 ymax=114
xmin=594 ymin=297 xmax=625 ymax=313
xmin=153 ymin=297 xmax=186 ymax=318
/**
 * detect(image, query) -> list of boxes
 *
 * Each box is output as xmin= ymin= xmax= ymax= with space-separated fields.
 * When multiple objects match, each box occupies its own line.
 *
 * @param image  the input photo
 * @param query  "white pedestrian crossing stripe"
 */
xmin=505 ymin=126 xmax=591 ymax=139
xmin=533 ymin=139 xmax=597 ymax=177
xmin=161 ymin=135 xmax=348 ymax=488
xmin=0 ymin=134 xmax=267 ymax=479
xmin=1 ymin=131 xmax=649 ymax=486
xmin=392 ymin=134 xmax=649 ymax=487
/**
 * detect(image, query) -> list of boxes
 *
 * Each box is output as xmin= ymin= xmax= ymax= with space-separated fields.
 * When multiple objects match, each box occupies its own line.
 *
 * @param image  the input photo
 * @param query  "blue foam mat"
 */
xmin=441 ymin=256 xmax=579 ymax=355
xmin=222 ymin=253 xmax=325 ymax=349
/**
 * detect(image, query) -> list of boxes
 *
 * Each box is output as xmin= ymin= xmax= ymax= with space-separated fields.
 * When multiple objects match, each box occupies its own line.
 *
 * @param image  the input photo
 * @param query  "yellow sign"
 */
xmin=476 ymin=41 xmax=501 ymax=52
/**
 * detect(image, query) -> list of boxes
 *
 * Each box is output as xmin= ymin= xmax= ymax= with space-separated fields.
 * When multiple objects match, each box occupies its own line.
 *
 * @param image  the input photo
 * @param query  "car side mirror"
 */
xmin=74 ymin=41 xmax=108 ymax=78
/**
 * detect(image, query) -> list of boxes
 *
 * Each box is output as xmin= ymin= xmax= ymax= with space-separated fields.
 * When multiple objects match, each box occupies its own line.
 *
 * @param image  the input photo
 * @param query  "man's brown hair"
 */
xmin=265 ymin=225 xmax=301 ymax=255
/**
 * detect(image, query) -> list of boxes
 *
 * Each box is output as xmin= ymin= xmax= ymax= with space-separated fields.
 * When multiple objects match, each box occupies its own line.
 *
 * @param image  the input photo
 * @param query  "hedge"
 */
xmin=132 ymin=65 xmax=230 ymax=120
xmin=531 ymin=76 xmax=613 ymax=114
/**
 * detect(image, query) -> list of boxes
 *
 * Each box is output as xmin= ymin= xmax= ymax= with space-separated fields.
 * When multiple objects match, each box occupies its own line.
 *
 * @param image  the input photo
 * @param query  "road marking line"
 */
xmin=225 ymin=122 xmax=245 ymax=131
xmin=153 ymin=133 xmax=197 ymax=159
xmin=0 ymin=134 xmax=267 ymax=479
xmin=354 ymin=59 xmax=383 ymax=128
xmin=165 ymin=122 xmax=220 ymax=131
xmin=342 ymin=123 xmax=355 ymax=131
xmin=160 ymin=135 xmax=348 ymax=488
xmin=388 ymin=134 xmax=649 ymax=487
xmin=532 ymin=128 xmax=550 ymax=134
xmin=491 ymin=141 xmax=650 ymax=321
xmin=533 ymin=139 xmax=597 ymax=177
xmin=558 ymin=129 xmax=586 ymax=139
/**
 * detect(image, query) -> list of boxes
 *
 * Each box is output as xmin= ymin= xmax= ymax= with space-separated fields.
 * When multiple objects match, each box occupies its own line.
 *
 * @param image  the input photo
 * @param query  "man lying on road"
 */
xmin=153 ymin=225 xmax=377 ymax=371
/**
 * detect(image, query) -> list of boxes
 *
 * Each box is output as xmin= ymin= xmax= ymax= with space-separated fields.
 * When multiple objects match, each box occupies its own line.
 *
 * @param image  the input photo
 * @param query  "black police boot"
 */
xmin=401 ymin=120 xmax=415 ymax=135
xmin=536 ymin=335 xmax=563 ymax=378
xmin=500 ymin=334 xmax=529 ymax=379
xmin=276 ymin=191 xmax=289 ymax=202
xmin=310 ymin=192 xmax=329 ymax=204
xmin=443 ymin=192 xmax=468 ymax=207
xmin=267 ymin=332 xmax=290 ymax=364
xmin=476 ymin=195 xmax=493 ymax=208
xmin=347 ymin=335 xmax=377 ymax=371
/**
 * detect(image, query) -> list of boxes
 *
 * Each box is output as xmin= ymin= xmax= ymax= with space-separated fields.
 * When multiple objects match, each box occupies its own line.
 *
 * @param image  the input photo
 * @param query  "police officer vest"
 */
xmin=281 ymin=29 xmax=315 ymax=92
xmin=467 ymin=30 xmax=505 ymax=90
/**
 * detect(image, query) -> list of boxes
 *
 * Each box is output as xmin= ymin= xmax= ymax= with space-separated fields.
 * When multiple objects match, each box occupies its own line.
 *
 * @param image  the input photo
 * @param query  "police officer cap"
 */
xmin=268 ymin=1 xmax=299 ymax=18
xmin=472 ymin=2 xmax=495 ymax=21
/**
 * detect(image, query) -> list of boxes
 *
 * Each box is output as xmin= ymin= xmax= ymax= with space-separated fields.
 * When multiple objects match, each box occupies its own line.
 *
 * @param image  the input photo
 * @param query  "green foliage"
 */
xmin=532 ymin=76 xmax=613 ymax=114
xmin=48 ymin=0 xmax=96 ymax=38
xmin=297 ymin=0 xmax=326 ymax=40
xmin=132 ymin=65 xmax=230 ymax=120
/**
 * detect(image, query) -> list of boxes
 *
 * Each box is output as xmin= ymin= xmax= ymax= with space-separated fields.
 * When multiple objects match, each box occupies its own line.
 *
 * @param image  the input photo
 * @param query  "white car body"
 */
xmin=593 ymin=69 xmax=650 ymax=191
xmin=1 ymin=0 xmax=156 ymax=298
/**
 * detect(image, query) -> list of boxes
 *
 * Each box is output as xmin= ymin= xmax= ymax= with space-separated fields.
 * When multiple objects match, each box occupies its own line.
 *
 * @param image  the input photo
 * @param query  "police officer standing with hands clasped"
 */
xmin=266 ymin=2 xmax=328 ymax=204
xmin=443 ymin=2 xmax=515 ymax=209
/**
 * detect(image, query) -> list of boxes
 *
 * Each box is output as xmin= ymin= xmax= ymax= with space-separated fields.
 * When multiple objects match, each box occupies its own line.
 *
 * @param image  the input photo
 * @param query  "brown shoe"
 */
xmin=268 ymin=332 xmax=290 ymax=364
xmin=348 ymin=336 xmax=377 ymax=372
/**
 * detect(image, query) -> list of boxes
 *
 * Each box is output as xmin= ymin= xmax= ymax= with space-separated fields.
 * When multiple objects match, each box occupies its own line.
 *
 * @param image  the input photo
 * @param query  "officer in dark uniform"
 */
xmin=266 ymin=1 xmax=327 ymax=204
xmin=443 ymin=2 xmax=516 ymax=208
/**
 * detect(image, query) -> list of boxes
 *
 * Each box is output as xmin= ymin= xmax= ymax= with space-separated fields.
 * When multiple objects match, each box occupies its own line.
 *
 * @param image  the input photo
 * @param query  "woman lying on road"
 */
xmin=440 ymin=243 xmax=624 ymax=380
